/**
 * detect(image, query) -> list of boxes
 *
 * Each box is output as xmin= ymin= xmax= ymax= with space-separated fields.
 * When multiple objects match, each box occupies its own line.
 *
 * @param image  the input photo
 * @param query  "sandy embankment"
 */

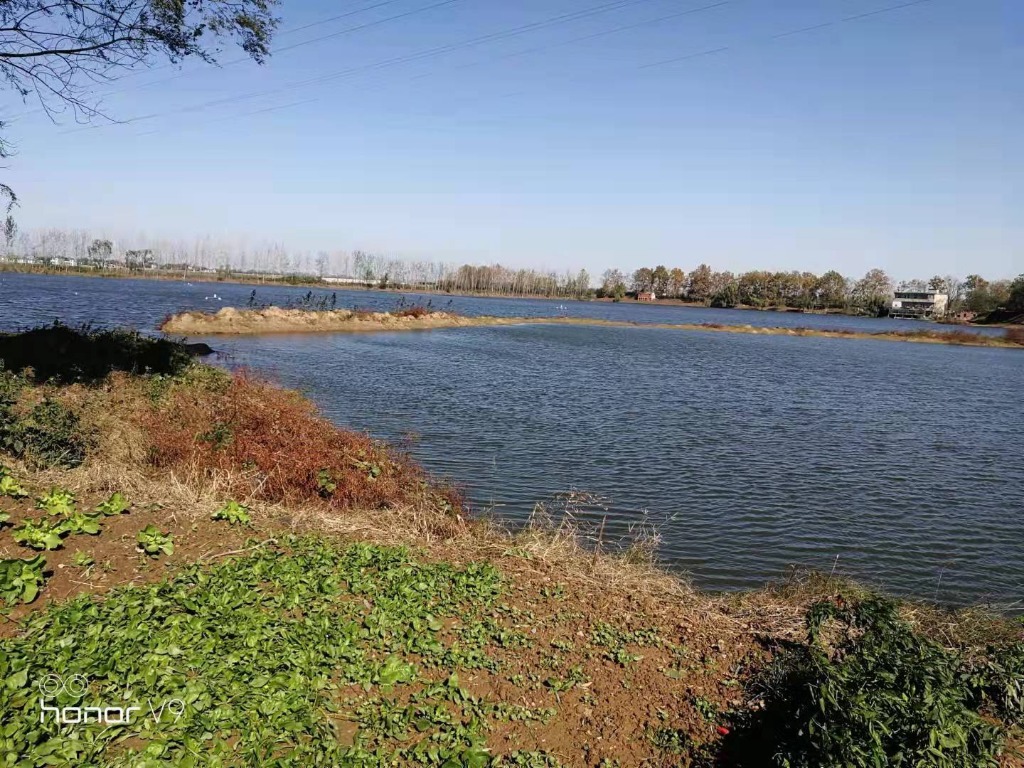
xmin=158 ymin=307 xmax=531 ymax=335
xmin=159 ymin=306 xmax=1022 ymax=349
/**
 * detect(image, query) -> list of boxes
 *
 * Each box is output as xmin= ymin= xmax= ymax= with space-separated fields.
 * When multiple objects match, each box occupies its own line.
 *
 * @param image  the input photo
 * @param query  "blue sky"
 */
xmin=3 ymin=0 xmax=1019 ymax=279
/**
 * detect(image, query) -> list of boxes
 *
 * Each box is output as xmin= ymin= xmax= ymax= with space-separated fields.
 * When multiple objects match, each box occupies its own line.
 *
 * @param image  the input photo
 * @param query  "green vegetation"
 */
xmin=0 ymin=324 xmax=194 ymax=385
xmin=136 ymin=525 xmax=174 ymax=557
xmin=11 ymin=518 xmax=65 ymax=550
xmin=0 ymin=467 xmax=27 ymax=498
xmin=212 ymin=500 xmax=251 ymax=526
xmin=0 ymin=380 xmax=89 ymax=468
xmin=727 ymin=597 xmax=1022 ymax=767
xmin=36 ymin=488 xmax=75 ymax=516
xmin=95 ymin=491 xmax=130 ymax=516
xmin=0 ymin=554 xmax=46 ymax=605
xmin=0 ymin=538 xmax=547 ymax=767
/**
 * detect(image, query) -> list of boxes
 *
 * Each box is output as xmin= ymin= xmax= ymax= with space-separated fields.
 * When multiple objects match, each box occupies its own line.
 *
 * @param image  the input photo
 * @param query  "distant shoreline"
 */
xmin=5 ymin=263 xmax=1017 ymax=329
xmin=159 ymin=307 xmax=1024 ymax=349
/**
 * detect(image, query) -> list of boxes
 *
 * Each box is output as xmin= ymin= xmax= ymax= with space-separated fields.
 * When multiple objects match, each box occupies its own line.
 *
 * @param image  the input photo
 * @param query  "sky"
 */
xmin=2 ymin=0 xmax=1020 ymax=280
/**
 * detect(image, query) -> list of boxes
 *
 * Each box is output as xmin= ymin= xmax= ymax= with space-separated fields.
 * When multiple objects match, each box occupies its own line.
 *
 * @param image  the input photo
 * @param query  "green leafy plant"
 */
xmin=0 ymin=538 xmax=506 ymax=765
xmin=212 ymin=500 xmax=251 ymax=526
xmin=59 ymin=512 xmax=102 ymax=536
xmin=137 ymin=525 xmax=174 ymax=557
xmin=36 ymin=488 xmax=75 ymax=516
xmin=966 ymin=643 xmax=1024 ymax=727
xmin=95 ymin=491 xmax=130 ymax=516
xmin=0 ymin=510 xmax=8 ymax=526
xmin=71 ymin=551 xmax=95 ymax=568
xmin=0 ymin=468 xmax=28 ymax=498
xmin=0 ymin=555 xmax=46 ymax=604
xmin=11 ymin=518 xmax=65 ymax=550
xmin=742 ymin=597 xmax=1006 ymax=768
xmin=316 ymin=468 xmax=337 ymax=496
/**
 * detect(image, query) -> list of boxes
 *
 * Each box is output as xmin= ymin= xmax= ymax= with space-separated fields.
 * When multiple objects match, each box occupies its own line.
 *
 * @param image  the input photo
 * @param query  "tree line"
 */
xmin=4 ymin=227 xmax=1021 ymax=315
xmin=603 ymin=265 xmax=1023 ymax=316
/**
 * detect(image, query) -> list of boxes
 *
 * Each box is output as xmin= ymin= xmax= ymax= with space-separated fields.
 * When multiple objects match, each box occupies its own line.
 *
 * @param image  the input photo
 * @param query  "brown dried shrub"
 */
xmin=138 ymin=372 xmax=460 ymax=512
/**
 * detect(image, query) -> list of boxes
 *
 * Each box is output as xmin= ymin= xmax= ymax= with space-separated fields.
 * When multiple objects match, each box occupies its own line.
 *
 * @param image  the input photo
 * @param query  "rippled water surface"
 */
xmin=3 ymin=273 xmax=1022 ymax=607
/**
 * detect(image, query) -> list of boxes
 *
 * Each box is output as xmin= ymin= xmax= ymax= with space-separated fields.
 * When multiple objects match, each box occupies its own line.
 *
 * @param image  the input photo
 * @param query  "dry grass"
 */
xmin=394 ymin=305 xmax=433 ymax=318
xmin=135 ymin=370 xmax=461 ymax=513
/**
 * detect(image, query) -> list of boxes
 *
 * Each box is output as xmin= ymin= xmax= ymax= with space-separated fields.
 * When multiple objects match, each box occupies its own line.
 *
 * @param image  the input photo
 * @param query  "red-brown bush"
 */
xmin=139 ymin=372 xmax=460 ymax=511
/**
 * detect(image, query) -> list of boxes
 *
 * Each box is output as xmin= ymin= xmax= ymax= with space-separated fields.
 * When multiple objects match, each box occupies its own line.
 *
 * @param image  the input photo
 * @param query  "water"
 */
xmin=2 ymin=273 xmax=1022 ymax=608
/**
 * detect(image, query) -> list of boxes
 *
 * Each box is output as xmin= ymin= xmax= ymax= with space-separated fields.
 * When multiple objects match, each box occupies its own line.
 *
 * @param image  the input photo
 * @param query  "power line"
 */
xmin=63 ymin=0 xmax=941 ymax=140
xmin=1 ymin=0 xmax=441 ymax=122
xmin=120 ymin=0 xmax=733 ymax=140
xmin=642 ymin=0 xmax=936 ymax=68
xmin=270 ymin=0 xmax=942 ymax=138
xmin=57 ymin=0 xmax=674 ymax=134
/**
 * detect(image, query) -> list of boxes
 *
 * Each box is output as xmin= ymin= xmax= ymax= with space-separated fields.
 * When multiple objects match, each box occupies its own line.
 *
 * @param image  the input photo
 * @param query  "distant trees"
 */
xmin=815 ymin=270 xmax=847 ymax=309
xmin=1005 ymin=275 xmax=1024 ymax=314
xmin=2 ymin=226 xmax=1016 ymax=315
xmin=853 ymin=268 xmax=894 ymax=316
xmin=631 ymin=268 xmax=653 ymax=293
xmin=599 ymin=269 xmax=627 ymax=299
xmin=87 ymin=239 xmax=113 ymax=262
xmin=963 ymin=275 xmax=1011 ymax=314
xmin=686 ymin=264 xmax=714 ymax=303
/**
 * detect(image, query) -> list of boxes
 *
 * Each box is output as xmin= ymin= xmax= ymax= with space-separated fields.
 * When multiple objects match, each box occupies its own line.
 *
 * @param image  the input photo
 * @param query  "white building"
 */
xmin=890 ymin=290 xmax=948 ymax=319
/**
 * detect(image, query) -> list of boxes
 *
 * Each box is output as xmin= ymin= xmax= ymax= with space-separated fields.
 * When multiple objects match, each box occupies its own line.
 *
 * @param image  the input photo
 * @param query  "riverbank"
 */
xmin=160 ymin=306 xmax=1024 ymax=349
xmin=0 ymin=326 xmax=1021 ymax=767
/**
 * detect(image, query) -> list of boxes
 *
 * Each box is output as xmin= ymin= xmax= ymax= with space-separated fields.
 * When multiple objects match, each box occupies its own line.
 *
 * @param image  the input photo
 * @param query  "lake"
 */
xmin=2 ymin=272 xmax=1022 ymax=608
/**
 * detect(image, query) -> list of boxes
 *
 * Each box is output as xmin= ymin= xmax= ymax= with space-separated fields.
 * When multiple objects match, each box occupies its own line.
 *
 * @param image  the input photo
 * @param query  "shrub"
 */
xmin=141 ymin=373 xmax=460 ymax=513
xmin=730 ymin=597 xmax=1006 ymax=767
xmin=0 ymin=323 xmax=194 ymax=384
xmin=0 ymin=398 xmax=89 ymax=468
xmin=966 ymin=642 xmax=1024 ymax=726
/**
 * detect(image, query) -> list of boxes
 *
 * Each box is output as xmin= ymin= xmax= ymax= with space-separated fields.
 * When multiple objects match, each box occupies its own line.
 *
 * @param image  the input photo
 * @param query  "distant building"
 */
xmin=890 ymin=290 xmax=948 ymax=319
xmin=637 ymin=291 xmax=656 ymax=302
xmin=323 ymin=276 xmax=365 ymax=285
